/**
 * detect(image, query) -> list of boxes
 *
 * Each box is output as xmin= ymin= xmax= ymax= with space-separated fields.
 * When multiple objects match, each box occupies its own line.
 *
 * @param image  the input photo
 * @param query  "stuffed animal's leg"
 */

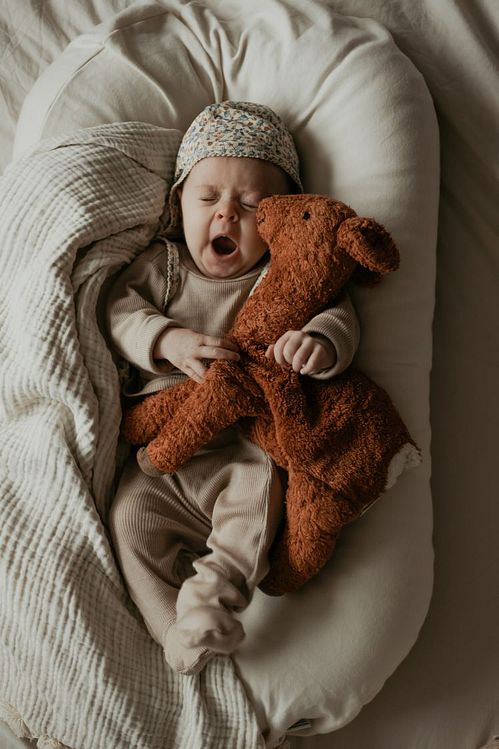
xmin=122 ymin=380 xmax=197 ymax=445
xmin=260 ymin=471 xmax=342 ymax=596
xmin=143 ymin=363 xmax=264 ymax=474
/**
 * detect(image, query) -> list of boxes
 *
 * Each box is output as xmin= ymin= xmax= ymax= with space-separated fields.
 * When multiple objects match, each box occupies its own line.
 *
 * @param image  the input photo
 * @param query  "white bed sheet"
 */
xmin=297 ymin=2 xmax=499 ymax=748
xmin=1 ymin=2 xmax=498 ymax=749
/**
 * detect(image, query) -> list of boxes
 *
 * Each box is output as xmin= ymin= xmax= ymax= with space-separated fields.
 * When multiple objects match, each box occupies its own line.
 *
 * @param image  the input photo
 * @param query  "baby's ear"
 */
xmin=336 ymin=217 xmax=399 ymax=285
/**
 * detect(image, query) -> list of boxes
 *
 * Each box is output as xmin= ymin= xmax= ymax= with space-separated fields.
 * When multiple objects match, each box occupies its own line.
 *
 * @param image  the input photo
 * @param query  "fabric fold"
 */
xmin=0 ymin=122 xmax=263 ymax=749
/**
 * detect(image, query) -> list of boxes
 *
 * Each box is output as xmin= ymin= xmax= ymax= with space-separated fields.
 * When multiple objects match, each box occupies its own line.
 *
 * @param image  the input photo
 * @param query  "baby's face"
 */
xmin=178 ymin=156 xmax=291 ymax=279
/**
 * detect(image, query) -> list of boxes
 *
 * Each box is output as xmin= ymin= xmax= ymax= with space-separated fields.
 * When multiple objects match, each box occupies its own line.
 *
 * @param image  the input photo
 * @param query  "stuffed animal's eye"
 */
xmin=303 ymin=211 xmax=311 ymax=220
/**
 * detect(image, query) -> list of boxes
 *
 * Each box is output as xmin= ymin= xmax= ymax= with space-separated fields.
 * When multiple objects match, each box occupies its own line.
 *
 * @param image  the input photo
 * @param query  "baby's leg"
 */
xmin=109 ymin=455 xmax=213 ymax=674
xmin=174 ymin=430 xmax=283 ymax=653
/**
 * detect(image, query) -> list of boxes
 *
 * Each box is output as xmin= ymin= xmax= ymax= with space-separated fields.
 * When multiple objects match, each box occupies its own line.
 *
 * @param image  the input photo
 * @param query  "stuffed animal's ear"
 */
xmin=337 ymin=217 xmax=399 ymax=285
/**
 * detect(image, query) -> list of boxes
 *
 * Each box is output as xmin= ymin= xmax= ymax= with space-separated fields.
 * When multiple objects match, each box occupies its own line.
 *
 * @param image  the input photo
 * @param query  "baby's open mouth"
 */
xmin=212 ymin=235 xmax=238 ymax=255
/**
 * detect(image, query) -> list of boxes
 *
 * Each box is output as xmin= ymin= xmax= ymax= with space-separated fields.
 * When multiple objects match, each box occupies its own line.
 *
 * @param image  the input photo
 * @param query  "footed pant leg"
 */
xmin=174 ymin=430 xmax=283 ymax=654
xmin=109 ymin=455 xmax=214 ymax=674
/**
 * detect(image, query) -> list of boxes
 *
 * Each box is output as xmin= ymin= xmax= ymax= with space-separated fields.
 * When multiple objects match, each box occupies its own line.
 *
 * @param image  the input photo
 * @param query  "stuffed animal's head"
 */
xmin=256 ymin=194 xmax=399 ymax=286
xmin=232 ymin=193 xmax=400 ymax=347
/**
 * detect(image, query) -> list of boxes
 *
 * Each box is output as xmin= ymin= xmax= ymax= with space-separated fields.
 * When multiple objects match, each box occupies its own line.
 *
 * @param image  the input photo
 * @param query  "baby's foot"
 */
xmin=162 ymin=623 xmax=213 ymax=675
xmin=176 ymin=605 xmax=245 ymax=654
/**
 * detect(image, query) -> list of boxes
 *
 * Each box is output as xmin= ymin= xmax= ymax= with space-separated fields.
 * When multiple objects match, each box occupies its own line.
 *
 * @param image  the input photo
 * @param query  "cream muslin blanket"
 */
xmin=0 ymin=123 xmax=263 ymax=749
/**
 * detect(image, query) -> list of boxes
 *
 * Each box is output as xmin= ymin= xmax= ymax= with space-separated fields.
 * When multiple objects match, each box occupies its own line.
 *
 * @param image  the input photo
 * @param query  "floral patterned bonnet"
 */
xmin=167 ymin=100 xmax=302 ymax=229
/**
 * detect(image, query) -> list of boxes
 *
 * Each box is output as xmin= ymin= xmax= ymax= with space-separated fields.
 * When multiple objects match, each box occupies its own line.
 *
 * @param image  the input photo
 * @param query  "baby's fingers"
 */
xmin=201 ymin=335 xmax=239 ymax=353
xmin=299 ymin=339 xmax=336 ymax=375
xmin=270 ymin=331 xmax=294 ymax=366
xmin=197 ymin=335 xmax=240 ymax=361
xmin=298 ymin=347 xmax=324 ymax=375
xmin=199 ymin=344 xmax=240 ymax=361
xmin=184 ymin=359 xmax=207 ymax=384
xmin=289 ymin=339 xmax=316 ymax=373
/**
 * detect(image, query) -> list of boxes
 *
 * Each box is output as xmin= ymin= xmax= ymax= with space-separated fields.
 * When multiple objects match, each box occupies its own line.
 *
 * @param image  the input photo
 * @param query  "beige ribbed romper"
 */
xmin=105 ymin=240 xmax=359 ymax=673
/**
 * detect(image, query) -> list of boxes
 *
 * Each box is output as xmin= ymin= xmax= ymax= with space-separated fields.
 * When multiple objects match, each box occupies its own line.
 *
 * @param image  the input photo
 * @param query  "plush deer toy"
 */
xmin=122 ymin=194 xmax=420 ymax=595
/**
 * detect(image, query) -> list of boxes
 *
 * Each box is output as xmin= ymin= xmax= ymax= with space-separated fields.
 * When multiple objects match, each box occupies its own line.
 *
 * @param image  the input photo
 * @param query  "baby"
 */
xmin=106 ymin=101 xmax=360 ymax=674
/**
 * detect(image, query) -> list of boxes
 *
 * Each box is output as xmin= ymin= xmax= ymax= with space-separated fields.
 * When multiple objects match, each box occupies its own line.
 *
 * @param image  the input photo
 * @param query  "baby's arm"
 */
xmin=105 ymin=242 xmax=177 ymax=375
xmin=107 ymin=244 xmax=239 ymax=383
xmin=266 ymin=290 xmax=360 ymax=378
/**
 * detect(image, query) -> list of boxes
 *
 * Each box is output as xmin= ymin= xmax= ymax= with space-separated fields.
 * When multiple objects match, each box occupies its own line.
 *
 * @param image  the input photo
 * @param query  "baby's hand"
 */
xmin=154 ymin=327 xmax=239 ymax=383
xmin=265 ymin=330 xmax=336 ymax=375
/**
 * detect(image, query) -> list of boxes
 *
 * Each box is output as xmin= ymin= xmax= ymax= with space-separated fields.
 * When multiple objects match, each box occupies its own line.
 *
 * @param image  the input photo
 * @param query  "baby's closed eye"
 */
xmin=240 ymin=191 xmax=264 ymax=209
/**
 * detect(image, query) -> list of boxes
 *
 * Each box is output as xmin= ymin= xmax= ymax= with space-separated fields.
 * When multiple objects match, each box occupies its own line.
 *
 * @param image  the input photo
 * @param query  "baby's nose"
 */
xmin=216 ymin=199 xmax=239 ymax=221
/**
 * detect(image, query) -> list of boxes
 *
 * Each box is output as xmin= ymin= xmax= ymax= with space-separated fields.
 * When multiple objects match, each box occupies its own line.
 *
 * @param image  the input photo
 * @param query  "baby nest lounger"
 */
xmin=3 ymin=1 xmax=438 ymax=748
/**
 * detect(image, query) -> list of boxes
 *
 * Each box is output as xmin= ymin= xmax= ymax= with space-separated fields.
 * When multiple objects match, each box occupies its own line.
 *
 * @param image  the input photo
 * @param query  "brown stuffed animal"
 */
xmin=122 ymin=194 xmax=420 ymax=595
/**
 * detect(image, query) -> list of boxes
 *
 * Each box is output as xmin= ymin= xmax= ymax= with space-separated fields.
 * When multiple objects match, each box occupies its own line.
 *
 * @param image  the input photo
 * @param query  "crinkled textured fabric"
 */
xmin=0 ymin=121 xmax=264 ymax=749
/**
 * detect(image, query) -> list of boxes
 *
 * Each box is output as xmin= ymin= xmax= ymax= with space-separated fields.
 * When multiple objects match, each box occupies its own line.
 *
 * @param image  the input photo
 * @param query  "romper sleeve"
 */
xmin=105 ymin=242 xmax=179 ymax=375
xmin=302 ymin=289 xmax=360 ymax=379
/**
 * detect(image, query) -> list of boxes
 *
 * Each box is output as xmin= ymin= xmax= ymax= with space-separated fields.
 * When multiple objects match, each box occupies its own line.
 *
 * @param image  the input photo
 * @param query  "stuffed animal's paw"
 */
xmin=260 ymin=472 xmax=342 ymax=595
xmin=136 ymin=447 xmax=167 ymax=476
